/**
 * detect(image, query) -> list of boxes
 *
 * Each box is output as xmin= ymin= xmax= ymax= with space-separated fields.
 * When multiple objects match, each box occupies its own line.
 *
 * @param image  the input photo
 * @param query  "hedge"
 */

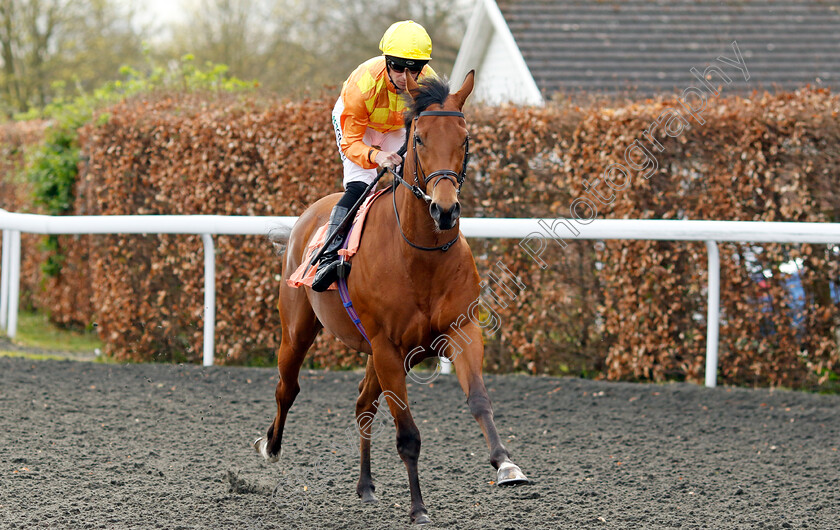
xmin=1 ymin=87 xmax=838 ymax=388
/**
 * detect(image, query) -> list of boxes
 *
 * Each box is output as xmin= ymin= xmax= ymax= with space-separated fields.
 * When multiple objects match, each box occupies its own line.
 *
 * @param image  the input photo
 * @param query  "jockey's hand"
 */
xmin=375 ymin=150 xmax=402 ymax=170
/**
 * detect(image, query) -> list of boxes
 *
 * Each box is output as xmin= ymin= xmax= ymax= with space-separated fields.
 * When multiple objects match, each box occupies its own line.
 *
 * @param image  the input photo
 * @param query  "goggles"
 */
xmin=386 ymin=56 xmax=427 ymax=73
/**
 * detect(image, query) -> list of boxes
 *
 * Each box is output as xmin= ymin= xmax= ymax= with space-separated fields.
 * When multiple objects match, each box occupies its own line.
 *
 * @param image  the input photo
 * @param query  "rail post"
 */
xmin=202 ymin=234 xmax=216 ymax=366
xmin=7 ymin=230 xmax=21 ymax=339
xmin=705 ymin=240 xmax=720 ymax=388
xmin=0 ymin=229 xmax=10 ymax=330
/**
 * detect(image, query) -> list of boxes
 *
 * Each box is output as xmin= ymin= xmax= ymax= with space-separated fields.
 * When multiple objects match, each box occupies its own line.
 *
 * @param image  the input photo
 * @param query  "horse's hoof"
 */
xmin=359 ymin=490 xmax=378 ymax=504
xmin=253 ymin=437 xmax=279 ymax=463
xmin=497 ymin=461 xmax=529 ymax=486
xmin=413 ymin=513 xmax=432 ymax=525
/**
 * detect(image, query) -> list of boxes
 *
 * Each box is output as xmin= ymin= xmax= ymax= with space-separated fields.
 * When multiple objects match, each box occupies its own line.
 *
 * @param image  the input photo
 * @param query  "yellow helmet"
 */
xmin=379 ymin=20 xmax=432 ymax=61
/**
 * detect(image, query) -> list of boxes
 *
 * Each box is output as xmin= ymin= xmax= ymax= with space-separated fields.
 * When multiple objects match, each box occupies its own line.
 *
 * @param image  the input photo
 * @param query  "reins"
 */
xmin=391 ymin=110 xmax=470 ymax=252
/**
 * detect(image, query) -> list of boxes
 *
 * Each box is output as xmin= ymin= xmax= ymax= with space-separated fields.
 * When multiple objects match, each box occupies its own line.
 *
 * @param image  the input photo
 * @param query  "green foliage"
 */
xmin=21 ymin=55 xmax=257 ymax=277
xmin=12 ymin=310 xmax=103 ymax=355
xmin=29 ymin=126 xmax=79 ymax=215
xmin=18 ymin=54 xmax=257 ymax=123
xmin=38 ymin=235 xmax=65 ymax=279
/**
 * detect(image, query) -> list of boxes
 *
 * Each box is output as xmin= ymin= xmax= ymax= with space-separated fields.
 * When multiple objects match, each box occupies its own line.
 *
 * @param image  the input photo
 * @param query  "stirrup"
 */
xmin=336 ymin=259 xmax=351 ymax=279
xmin=312 ymin=256 xmax=351 ymax=291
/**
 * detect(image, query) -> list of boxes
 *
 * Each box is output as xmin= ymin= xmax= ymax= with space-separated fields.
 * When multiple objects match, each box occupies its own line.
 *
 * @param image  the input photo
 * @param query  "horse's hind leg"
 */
xmin=354 ymin=356 xmax=382 ymax=503
xmin=451 ymin=323 xmax=529 ymax=485
xmin=255 ymin=284 xmax=321 ymax=462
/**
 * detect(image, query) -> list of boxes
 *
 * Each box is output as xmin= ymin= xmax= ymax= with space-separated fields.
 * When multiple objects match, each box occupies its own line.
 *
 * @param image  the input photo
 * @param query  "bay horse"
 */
xmin=255 ymin=70 xmax=528 ymax=525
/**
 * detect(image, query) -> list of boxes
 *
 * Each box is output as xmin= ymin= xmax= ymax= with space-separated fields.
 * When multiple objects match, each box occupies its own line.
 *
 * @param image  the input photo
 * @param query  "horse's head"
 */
xmin=404 ymin=71 xmax=475 ymax=231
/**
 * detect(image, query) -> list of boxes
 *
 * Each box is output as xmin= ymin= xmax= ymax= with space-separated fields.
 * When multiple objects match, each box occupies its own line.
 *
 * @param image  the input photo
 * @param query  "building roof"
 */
xmin=496 ymin=0 xmax=840 ymax=97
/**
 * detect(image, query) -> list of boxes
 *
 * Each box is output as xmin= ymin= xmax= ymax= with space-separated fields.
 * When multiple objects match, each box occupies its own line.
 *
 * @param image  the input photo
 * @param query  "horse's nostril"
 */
xmin=451 ymin=203 xmax=461 ymax=220
xmin=429 ymin=203 xmax=441 ymax=220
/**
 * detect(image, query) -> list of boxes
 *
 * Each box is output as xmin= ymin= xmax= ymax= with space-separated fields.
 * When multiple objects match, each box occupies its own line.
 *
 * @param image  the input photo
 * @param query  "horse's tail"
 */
xmin=267 ymin=224 xmax=292 ymax=256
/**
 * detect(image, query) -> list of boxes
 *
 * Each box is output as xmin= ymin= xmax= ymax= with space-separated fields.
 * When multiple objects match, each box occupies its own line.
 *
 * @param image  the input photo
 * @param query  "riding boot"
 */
xmin=311 ymin=204 xmax=352 ymax=292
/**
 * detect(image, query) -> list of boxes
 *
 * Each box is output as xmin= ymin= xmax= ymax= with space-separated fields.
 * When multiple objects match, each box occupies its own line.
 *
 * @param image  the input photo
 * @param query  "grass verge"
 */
xmin=0 ymin=310 xmax=103 ymax=361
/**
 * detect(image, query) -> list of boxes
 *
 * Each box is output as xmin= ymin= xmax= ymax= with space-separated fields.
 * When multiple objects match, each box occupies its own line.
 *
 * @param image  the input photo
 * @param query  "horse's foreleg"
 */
xmin=451 ymin=324 xmax=529 ymax=486
xmin=354 ymin=356 xmax=382 ymax=503
xmin=372 ymin=343 xmax=431 ymax=525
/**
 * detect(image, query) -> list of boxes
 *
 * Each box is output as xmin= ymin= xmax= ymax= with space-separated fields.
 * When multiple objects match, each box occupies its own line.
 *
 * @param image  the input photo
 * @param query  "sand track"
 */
xmin=1 ymin=356 xmax=838 ymax=529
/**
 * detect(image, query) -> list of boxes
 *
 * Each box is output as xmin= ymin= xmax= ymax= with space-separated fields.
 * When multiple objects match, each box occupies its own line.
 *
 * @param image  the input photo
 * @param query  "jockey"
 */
xmin=312 ymin=20 xmax=437 ymax=292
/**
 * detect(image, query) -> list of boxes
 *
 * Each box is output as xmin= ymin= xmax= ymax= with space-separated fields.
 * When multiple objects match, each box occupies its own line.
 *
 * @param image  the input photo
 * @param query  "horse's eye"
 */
xmin=414 ymin=134 xmax=423 ymax=146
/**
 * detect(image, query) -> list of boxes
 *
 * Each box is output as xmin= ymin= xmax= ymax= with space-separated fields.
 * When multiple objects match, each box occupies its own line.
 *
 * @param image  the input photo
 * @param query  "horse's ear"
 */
xmin=451 ymin=70 xmax=475 ymax=109
xmin=405 ymin=70 xmax=422 ymax=100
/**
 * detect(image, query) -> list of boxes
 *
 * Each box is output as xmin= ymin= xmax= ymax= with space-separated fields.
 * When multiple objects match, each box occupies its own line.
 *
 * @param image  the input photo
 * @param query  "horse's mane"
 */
xmin=402 ymin=76 xmax=451 ymax=129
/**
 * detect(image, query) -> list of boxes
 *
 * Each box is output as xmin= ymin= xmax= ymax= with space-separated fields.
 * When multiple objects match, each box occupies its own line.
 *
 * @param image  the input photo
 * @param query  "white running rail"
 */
xmin=1 ymin=209 xmax=839 ymax=387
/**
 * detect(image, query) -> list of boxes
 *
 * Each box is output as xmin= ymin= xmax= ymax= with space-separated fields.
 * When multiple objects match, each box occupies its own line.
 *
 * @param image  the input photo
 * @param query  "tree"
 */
xmin=276 ymin=0 xmax=468 ymax=83
xmin=0 ymin=0 xmax=470 ymax=114
xmin=160 ymin=0 xmax=331 ymax=95
xmin=0 ymin=0 xmax=146 ymax=116
xmin=161 ymin=0 xmax=468 ymax=97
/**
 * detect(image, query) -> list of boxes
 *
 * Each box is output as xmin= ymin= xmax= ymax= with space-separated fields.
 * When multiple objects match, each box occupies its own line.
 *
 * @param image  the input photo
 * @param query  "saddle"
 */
xmin=287 ymin=189 xmax=389 ymax=290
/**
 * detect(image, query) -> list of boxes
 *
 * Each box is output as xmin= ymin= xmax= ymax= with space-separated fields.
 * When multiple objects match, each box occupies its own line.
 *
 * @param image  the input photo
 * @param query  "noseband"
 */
xmin=392 ymin=110 xmax=470 ymax=252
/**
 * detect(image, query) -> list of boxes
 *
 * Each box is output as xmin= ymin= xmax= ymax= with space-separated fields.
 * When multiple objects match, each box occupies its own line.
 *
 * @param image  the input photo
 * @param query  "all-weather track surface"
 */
xmin=0 ymin=356 xmax=838 ymax=529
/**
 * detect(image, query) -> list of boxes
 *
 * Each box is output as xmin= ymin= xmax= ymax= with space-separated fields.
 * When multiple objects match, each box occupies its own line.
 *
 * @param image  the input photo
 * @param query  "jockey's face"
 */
xmin=388 ymin=65 xmax=422 ymax=92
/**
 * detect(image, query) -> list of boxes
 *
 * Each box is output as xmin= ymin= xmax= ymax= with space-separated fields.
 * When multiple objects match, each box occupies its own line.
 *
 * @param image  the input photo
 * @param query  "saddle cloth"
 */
xmin=287 ymin=189 xmax=388 ymax=290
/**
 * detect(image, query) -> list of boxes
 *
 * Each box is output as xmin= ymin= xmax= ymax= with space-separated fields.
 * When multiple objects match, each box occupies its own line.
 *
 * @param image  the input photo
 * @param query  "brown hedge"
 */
xmin=72 ymin=94 xmax=342 ymax=364
xmin=562 ymin=89 xmax=840 ymax=387
xmin=3 ymin=87 xmax=839 ymax=388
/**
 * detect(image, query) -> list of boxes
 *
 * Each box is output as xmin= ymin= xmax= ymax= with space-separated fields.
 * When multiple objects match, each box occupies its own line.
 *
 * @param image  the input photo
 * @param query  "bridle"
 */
xmin=393 ymin=111 xmax=470 ymax=202
xmin=392 ymin=110 xmax=471 ymax=252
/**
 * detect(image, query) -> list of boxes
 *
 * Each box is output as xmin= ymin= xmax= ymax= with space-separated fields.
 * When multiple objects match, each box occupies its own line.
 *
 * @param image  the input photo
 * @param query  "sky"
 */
xmin=127 ymin=0 xmax=188 ymax=27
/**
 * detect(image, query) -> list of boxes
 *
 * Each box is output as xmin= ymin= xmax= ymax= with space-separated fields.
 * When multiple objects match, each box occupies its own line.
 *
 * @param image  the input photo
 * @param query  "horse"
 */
xmin=255 ymin=70 xmax=528 ymax=525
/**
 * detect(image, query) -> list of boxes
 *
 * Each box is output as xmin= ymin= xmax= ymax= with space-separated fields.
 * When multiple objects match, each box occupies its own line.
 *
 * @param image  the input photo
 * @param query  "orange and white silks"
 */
xmin=335 ymin=56 xmax=436 ymax=172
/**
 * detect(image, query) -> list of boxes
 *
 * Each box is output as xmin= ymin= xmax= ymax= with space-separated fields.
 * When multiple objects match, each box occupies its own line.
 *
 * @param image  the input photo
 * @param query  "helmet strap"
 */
xmin=385 ymin=65 xmax=404 ymax=94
